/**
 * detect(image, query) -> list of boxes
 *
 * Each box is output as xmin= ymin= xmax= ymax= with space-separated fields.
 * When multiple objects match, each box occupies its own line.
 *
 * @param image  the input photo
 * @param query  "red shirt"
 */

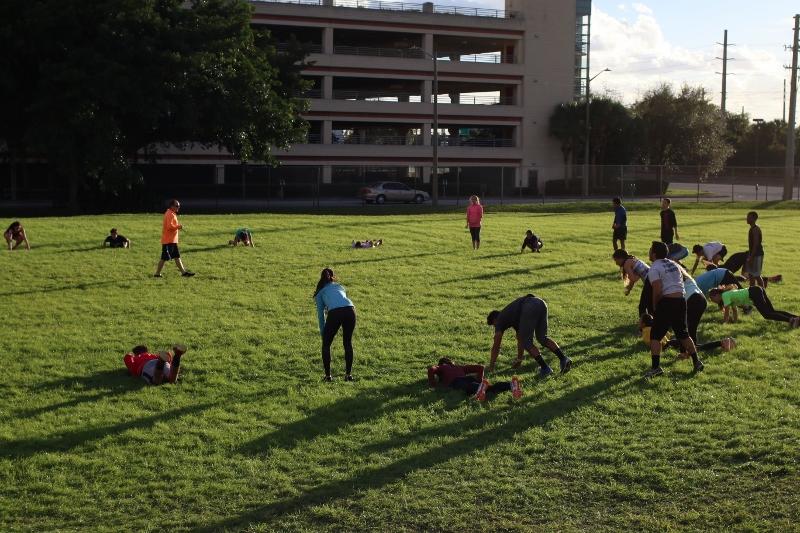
xmin=124 ymin=352 xmax=160 ymax=376
xmin=428 ymin=363 xmax=484 ymax=387
xmin=466 ymin=204 xmax=483 ymax=228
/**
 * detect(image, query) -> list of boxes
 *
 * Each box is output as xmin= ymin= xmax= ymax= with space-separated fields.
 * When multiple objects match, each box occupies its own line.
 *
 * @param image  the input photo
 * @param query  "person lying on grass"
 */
xmin=351 ymin=239 xmax=383 ymax=249
xmin=708 ymin=286 xmax=800 ymax=328
xmin=427 ymin=357 xmax=521 ymax=401
xmin=123 ymin=344 xmax=187 ymax=385
xmin=229 ymin=228 xmax=254 ymax=247
xmin=520 ymin=229 xmax=543 ymax=253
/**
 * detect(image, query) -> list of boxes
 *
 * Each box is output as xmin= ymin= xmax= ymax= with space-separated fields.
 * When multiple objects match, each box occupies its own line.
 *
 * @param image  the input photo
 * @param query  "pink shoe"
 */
xmin=474 ymin=379 xmax=489 ymax=402
xmin=511 ymin=376 xmax=523 ymax=399
xmin=721 ymin=337 xmax=736 ymax=351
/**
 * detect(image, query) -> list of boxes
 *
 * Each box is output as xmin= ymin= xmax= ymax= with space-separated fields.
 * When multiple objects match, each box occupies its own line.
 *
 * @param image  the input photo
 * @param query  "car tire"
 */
xmin=376 ymin=195 xmax=386 ymax=204
xmin=414 ymin=194 xmax=425 ymax=204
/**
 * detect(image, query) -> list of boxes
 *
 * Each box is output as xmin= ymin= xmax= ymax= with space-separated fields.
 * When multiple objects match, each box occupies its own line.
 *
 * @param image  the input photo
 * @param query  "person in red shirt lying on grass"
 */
xmin=123 ymin=344 xmax=187 ymax=385
xmin=427 ymin=357 xmax=522 ymax=401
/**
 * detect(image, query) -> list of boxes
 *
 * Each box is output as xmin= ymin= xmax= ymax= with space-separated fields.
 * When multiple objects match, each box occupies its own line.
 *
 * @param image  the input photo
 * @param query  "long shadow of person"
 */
xmin=199 ymin=373 xmax=636 ymax=532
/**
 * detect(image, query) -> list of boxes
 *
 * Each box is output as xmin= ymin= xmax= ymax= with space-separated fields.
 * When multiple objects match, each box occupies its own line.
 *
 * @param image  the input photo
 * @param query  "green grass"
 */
xmin=2 ymin=203 xmax=799 ymax=531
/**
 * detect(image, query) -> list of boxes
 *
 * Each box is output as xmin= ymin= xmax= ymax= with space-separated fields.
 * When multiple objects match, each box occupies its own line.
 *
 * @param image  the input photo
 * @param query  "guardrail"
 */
xmin=333 ymin=45 xmax=426 ymax=59
xmin=331 ymin=135 xmax=423 ymax=145
xmin=437 ymin=137 xmax=514 ymax=147
xmin=333 ymin=90 xmax=424 ymax=102
xmin=276 ymin=42 xmax=323 ymax=54
xmin=254 ymin=0 xmax=518 ymax=19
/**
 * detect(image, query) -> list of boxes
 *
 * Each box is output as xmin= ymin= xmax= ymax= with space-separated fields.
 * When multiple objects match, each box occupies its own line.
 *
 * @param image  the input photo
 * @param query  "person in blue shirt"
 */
xmin=611 ymin=197 xmax=627 ymax=251
xmin=694 ymin=268 xmax=743 ymax=296
xmin=314 ymin=268 xmax=356 ymax=382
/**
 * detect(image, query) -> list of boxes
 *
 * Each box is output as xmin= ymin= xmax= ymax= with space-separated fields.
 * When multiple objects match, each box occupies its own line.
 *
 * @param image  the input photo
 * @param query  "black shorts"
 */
xmin=651 ymin=297 xmax=689 ymax=342
xmin=469 ymin=227 xmax=481 ymax=242
xmin=161 ymin=243 xmax=180 ymax=261
xmin=613 ymin=226 xmax=627 ymax=240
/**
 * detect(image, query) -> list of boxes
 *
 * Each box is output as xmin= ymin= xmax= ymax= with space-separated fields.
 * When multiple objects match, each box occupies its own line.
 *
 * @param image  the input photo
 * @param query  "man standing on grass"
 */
xmin=659 ymin=198 xmax=679 ymax=244
xmin=486 ymin=294 xmax=571 ymax=377
xmin=154 ymin=199 xmax=195 ymax=278
xmin=612 ymin=197 xmax=627 ymax=251
xmin=644 ymin=241 xmax=703 ymax=378
xmin=744 ymin=211 xmax=764 ymax=288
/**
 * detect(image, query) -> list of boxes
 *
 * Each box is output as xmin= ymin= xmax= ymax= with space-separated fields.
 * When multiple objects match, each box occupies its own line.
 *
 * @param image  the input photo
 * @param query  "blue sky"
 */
xmin=436 ymin=0 xmax=798 ymax=120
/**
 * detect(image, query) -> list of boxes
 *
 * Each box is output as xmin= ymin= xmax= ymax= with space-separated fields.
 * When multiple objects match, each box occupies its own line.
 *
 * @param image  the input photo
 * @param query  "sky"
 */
xmin=437 ymin=0 xmax=798 ymax=121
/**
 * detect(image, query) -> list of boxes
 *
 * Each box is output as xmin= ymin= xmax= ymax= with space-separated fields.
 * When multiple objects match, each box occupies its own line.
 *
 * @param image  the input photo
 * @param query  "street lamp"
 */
xmin=752 ymin=118 xmax=764 ymax=171
xmin=583 ymin=68 xmax=611 ymax=196
xmin=412 ymin=46 xmax=440 ymax=206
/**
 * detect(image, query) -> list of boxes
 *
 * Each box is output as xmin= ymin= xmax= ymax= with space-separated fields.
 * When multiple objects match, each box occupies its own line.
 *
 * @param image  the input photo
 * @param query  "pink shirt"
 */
xmin=466 ymin=204 xmax=483 ymax=228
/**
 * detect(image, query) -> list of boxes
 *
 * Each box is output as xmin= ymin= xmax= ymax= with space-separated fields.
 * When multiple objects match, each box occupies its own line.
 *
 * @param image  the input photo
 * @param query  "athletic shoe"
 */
xmin=511 ymin=357 xmax=524 ymax=369
xmin=693 ymin=360 xmax=705 ymax=373
xmin=182 ymin=271 xmax=196 ymax=277
xmin=774 ymin=274 xmax=783 ymax=283
xmin=344 ymin=374 xmax=354 ymax=382
xmin=511 ymin=376 xmax=523 ymax=399
xmin=474 ymin=379 xmax=489 ymax=402
xmin=643 ymin=367 xmax=664 ymax=378
xmin=790 ymin=317 xmax=800 ymax=329
xmin=173 ymin=344 xmax=187 ymax=357
xmin=742 ymin=306 xmax=753 ymax=315
xmin=721 ymin=337 xmax=736 ymax=352
xmin=323 ymin=375 xmax=333 ymax=382
xmin=559 ymin=357 xmax=572 ymax=374
xmin=153 ymin=274 xmax=163 ymax=278
xmin=158 ymin=350 xmax=172 ymax=362
xmin=539 ymin=366 xmax=553 ymax=378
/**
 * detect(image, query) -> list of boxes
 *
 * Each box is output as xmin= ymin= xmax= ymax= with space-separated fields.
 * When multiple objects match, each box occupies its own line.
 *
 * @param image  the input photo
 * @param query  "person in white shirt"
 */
xmin=644 ymin=241 xmax=704 ymax=378
xmin=690 ymin=241 xmax=727 ymax=274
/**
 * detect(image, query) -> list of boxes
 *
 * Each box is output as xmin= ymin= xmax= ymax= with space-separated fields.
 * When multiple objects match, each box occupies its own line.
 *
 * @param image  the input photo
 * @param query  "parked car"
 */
xmin=358 ymin=182 xmax=430 ymax=204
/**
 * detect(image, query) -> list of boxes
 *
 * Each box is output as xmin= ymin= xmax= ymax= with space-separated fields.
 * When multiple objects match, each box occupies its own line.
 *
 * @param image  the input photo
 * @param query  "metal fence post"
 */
xmin=500 ymin=167 xmax=504 ymax=205
xmin=696 ymin=168 xmax=700 ymax=203
xmin=456 ymin=166 xmax=460 ymax=207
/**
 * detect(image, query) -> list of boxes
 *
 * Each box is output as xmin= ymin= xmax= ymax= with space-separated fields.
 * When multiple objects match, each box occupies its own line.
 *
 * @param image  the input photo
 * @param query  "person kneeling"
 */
xmin=521 ymin=230 xmax=543 ymax=253
xmin=427 ymin=357 xmax=521 ymax=401
xmin=123 ymin=344 xmax=187 ymax=385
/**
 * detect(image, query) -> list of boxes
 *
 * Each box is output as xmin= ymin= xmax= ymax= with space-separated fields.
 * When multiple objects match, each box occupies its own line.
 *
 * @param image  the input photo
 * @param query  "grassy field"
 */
xmin=1 ymin=202 xmax=799 ymax=532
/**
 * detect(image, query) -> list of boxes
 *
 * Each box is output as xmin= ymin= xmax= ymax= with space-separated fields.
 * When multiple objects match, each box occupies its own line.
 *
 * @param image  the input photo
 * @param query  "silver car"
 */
xmin=358 ymin=182 xmax=430 ymax=204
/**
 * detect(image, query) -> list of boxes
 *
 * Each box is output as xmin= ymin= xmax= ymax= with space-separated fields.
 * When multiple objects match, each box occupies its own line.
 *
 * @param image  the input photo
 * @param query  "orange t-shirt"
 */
xmin=161 ymin=209 xmax=180 ymax=244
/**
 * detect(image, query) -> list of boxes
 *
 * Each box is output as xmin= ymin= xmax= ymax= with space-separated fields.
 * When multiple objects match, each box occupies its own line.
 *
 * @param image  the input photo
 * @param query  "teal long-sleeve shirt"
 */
xmin=315 ymin=282 xmax=354 ymax=334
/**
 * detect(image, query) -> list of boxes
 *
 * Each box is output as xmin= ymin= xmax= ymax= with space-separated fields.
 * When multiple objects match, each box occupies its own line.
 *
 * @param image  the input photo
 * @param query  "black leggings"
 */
xmin=677 ymin=293 xmax=722 ymax=351
xmin=638 ymin=278 xmax=652 ymax=317
xmin=749 ymin=287 xmax=797 ymax=323
xmin=714 ymin=251 xmax=748 ymax=274
xmin=450 ymin=376 xmax=511 ymax=395
xmin=322 ymin=306 xmax=356 ymax=375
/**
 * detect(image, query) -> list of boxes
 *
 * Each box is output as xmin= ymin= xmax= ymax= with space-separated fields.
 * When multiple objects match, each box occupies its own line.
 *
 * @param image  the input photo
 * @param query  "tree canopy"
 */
xmin=0 ymin=0 xmax=309 ymax=210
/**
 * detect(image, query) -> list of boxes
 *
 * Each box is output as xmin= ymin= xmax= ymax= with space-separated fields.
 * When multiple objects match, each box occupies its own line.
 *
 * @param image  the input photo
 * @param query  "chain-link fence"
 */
xmin=1 ymin=163 xmax=799 ymax=213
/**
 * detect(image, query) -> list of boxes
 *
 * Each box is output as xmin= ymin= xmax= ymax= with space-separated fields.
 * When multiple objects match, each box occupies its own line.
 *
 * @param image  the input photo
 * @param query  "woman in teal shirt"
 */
xmin=709 ymin=286 xmax=799 ymax=328
xmin=314 ymin=268 xmax=356 ymax=381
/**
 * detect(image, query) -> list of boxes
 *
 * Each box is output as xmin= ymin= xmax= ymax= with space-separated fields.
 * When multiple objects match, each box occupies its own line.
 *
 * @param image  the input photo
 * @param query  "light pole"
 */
xmin=752 ymin=118 xmax=764 ymax=172
xmin=583 ymin=68 xmax=611 ymax=196
xmin=412 ymin=46 xmax=440 ymax=206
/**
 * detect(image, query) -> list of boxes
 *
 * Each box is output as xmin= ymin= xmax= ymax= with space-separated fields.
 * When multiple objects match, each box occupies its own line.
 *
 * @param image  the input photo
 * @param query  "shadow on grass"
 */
xmin=440 ymin=260 xmax=582 ymax=285
xmin=0 ymin=279 xmax=132 ymax=297
xmin=18 ymin=369 xmax=143 ymax=418
xmin=198 ymin=372 xmax=636 ymax=531
xmin=333 ymin=251 xmax=442 ymax=267
xmin=0 ymin=401 xmax=214 ymax=459
xmin=239 ymin=380 xmax=466 ymax=456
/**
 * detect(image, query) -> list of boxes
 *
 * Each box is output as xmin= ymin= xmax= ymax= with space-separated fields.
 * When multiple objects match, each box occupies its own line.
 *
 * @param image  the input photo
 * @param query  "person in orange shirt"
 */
xmin=154 ymin=199 xmax=195 ymax=277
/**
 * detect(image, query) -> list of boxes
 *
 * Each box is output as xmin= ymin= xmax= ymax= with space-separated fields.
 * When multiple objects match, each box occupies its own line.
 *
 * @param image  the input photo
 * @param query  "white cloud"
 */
xmin=590 ymin=5 xmax=786 ymax=120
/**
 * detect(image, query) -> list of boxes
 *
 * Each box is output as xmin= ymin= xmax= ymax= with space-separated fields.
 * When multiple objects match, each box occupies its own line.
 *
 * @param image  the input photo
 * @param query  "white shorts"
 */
xmin=141 ymin=359 xmax=171 ymax=385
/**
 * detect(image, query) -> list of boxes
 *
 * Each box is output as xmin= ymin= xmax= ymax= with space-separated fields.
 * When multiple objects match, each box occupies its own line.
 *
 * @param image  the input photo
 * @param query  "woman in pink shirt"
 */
xmin=465 ymin=195 xmax=484 ymax=250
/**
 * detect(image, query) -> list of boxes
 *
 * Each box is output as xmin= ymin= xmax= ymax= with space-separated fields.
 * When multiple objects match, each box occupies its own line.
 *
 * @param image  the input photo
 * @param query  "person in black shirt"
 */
xmin=520 ymin=230 xmax=542 ymax=253
xmin=659 ymin=198 xmax=679 ymax=244
xmin=103 ymin=228 xmax=130 ymax=248
xmin=486 ymin=295 xmax=571 ymax=377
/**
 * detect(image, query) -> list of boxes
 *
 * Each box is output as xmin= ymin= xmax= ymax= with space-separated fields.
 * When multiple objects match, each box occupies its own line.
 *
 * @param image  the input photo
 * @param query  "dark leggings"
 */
xmin=638 ymin=278 xmax=652 ymax=317
xmin=714 ymin=252 xmax=748 ymax=274
xmin=669 ymin=293 xmax=722 ymax=352
xmin=322 ymin=306 xmax=356 ymax=375
xmin=450 ymin=376 xmax=511 ymax=396
xmin=749 ymin=287 xmax=796 ymax=323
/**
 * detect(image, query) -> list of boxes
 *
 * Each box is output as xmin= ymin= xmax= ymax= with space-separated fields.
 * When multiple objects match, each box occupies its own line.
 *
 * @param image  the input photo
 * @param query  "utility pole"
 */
xmin=784 ymin=15 xmax=799 ymax=201
xmin=784 ymin=78 xmax=787 ymax=123
xmin=715 ymin=30 xmax=734 ymax=114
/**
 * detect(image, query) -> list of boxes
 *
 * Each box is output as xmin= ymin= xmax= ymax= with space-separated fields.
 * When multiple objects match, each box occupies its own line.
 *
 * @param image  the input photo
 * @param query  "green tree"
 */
xmin=0 ymin=0 xmax=309 ymax=211
xmin=632 ymin=84 xmax=732 ymax=174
